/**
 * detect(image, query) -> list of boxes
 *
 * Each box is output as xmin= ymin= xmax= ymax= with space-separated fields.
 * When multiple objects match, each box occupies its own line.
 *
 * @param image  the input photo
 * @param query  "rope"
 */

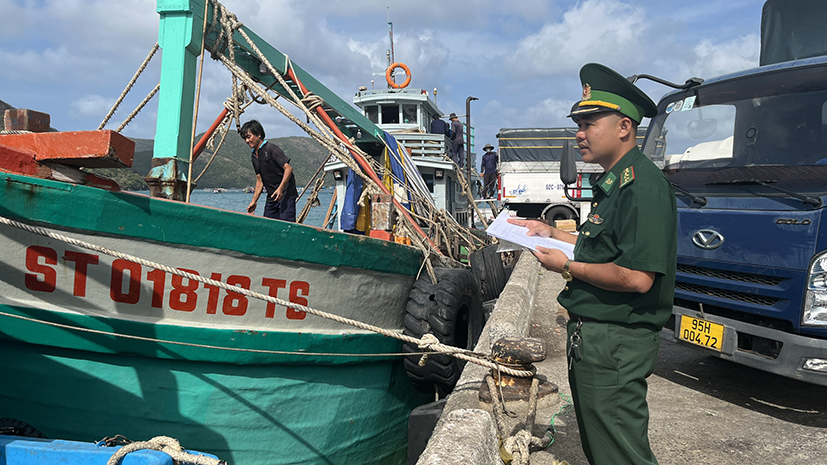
xmin=296 ymin=177 xmax=325 ymax=224
xmin=487 ymin=375 xmax=550 ymax=465
xmin=0 ymin=214 xmax=532 ymax=378
xmin=300 ymin=92 xmax=324 ymax=111
xmin=193 ymin=111 xmax=233 ymax=184
xmin=0 ymin=130 xmax=33 ymax=135
xmin=105 ymin=435 xmax=225 ymax=465
xmin=115 ymin=84 xmax=160 ymax=133
xmin=99 ymin=43 xmax=160 ymax=130
xmin=186 ymin=0 xmax=212 ymax=203
xmin=0 ymin=310 xmax=426 ymax=358
xmin=207 ymin=3 xmax=452 ymax=261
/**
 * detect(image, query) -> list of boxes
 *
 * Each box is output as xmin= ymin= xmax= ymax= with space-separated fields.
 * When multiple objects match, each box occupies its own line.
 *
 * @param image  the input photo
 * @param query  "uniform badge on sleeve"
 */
xmin=619 ymin=166 xmax=635 ymax=189
xmin=587 ymin=213 xmax=604 ymax=224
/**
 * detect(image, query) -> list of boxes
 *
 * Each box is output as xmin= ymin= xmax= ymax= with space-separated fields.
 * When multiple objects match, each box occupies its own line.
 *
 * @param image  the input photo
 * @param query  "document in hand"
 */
xmin=486 ymin=210 xmax=575 ymax=259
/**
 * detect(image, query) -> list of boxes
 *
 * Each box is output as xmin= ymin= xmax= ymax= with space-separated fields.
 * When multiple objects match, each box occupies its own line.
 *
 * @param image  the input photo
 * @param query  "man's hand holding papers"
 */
xmin=485 ymin=210 xmax=576 ymax=273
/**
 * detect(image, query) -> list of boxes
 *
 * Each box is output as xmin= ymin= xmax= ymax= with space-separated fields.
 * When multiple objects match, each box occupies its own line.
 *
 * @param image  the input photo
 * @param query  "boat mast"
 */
xmin=146 ymin=0 xmax=206 ymax=200
xmin=147 ymin=0 xmax=389 ymax=200
xmin=386 ymin=8 xmax=394 ymax=88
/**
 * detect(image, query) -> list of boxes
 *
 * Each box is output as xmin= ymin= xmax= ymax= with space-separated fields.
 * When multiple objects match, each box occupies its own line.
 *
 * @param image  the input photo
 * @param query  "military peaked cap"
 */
xmin=567 ymin=63 xmax=657 ymax=124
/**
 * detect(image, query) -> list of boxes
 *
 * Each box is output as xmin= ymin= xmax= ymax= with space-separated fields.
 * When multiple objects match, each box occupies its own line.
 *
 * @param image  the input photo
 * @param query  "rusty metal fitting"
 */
xmin=479 ymin=337 xmax=557 ymax=404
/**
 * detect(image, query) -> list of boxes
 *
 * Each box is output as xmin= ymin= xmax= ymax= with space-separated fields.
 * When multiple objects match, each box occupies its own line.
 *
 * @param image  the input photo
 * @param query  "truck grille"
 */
xmin=675 ymin=282 xmax=779 ymax=306
xmin=677 ymin=264 xmax=784 ymax=286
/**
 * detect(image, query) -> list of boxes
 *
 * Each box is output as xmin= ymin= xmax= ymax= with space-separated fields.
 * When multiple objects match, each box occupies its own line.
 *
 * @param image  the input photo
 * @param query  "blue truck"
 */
xmin=641 ymin=0 xmax=827 ymax=385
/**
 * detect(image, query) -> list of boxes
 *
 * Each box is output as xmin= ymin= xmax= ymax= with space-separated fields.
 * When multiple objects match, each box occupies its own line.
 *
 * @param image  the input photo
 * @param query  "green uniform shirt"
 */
xmin=557 ymin=146 xmax=677 ymax=329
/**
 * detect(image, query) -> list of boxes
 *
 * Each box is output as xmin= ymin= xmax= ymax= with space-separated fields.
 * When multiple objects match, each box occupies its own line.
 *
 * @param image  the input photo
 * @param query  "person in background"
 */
xmin=480 ymin=143 xmax=498 ymax=198
xmin=430 ymin=114 xmax=450 ymax=137
xmin=509 ymin=63 xmax=677 ymax=465
xmin=241 ymin=120 xmax=299 ymax=222
xmin=449 ymin=112 xmax=464 ymax=167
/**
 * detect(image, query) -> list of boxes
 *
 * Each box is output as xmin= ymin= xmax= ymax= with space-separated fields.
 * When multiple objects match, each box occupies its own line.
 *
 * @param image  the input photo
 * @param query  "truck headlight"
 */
xmin=803 ymin=252 xmax=827 ymax=326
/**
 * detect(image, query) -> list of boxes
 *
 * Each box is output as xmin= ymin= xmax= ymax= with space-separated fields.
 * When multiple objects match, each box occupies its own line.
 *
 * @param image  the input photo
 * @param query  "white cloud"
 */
xmin=70 ymin=94 xmax=114 ymax=119
xmin=0 ymin=0 xmax=771 ymax=149
xmin=508 ymin=0 xmax=648 ymax=78
xmin=0 ymin=0 xmax=27 ymax=38
xmin=691 ymin=34 xmax=759 ymax=77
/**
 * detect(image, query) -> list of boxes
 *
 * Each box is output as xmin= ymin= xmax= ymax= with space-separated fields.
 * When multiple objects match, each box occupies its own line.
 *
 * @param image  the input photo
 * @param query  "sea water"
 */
xmin=133 ymin=188 xmax=337 ymax=228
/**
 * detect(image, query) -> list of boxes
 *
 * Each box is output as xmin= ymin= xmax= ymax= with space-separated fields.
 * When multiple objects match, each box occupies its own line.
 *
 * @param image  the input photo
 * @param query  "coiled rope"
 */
xmin=0 ymin=214 xmax=533 ymax=378
xmin=105 ymin=435 xmax=224 ymax=465
xmin=486 ymin=376 xmax=550 ymax=465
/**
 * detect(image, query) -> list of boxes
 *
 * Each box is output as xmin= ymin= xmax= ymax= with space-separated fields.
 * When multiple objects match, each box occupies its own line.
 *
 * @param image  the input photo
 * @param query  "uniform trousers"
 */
xmin=566 ymin=318 xmax=660 ymax=465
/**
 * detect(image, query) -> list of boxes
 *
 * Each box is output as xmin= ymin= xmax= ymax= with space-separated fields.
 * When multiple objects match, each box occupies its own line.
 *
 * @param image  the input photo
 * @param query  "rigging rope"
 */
xmin=99 ymin=42 xmax=160 ymax=131
xmin=115 ymin=84 xmax=159 ymax=133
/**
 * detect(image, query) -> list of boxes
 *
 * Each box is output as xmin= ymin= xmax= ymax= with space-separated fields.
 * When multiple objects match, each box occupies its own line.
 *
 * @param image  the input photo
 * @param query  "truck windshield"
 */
xmin=642 ymin=63 xmax=827 ymax=197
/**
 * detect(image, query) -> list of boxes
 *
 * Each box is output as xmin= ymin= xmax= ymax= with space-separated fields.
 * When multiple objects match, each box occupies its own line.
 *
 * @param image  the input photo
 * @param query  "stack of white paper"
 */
xmin=486 ymin=210 xmax=575 ymax=259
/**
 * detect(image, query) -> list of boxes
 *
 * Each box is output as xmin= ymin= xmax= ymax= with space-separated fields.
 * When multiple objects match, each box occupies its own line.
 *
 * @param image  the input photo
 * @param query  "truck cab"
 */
xmin=647 ymin=55 xmax=827 ymax=385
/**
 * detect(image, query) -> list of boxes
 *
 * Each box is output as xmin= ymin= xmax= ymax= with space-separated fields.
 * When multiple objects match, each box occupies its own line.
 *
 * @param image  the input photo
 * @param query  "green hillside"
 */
xmin=0 ymin=98 xmax=330 ymax=191
xmin=93 ymin=132 xmax=330 ymax=191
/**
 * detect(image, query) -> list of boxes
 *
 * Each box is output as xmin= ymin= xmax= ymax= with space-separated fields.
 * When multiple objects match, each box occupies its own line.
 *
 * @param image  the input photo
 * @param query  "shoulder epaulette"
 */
xmin=619 ymin=166 xmax=635 ymax=189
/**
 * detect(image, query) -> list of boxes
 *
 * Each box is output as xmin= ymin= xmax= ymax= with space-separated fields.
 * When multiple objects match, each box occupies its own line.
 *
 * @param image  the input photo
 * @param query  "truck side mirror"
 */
xmin=560 ymin=139 xmax=577 ymax=185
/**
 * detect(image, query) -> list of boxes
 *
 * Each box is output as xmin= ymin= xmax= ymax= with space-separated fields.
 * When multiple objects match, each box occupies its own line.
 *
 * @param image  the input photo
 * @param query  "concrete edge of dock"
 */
xmin=416 ymin=252 xmax=541 ymax=465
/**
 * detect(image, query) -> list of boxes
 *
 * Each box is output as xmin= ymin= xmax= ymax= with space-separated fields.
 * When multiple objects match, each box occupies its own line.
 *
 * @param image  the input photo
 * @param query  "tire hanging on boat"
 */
xmin=0 ymin=418 xmax=46 ymax=438
xmin=402 ymin=268 xmax=485 ymax=396
xmin=469 ymin=244 xmax=512 ymax=302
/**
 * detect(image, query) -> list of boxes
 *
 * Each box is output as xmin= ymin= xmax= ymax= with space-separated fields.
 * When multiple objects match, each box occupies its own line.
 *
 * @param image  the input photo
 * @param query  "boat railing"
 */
xmin=389 ymin=133 xmax=451 ymax=158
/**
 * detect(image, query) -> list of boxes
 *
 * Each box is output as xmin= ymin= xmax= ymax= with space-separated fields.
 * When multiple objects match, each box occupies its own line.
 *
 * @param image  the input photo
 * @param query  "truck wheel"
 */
xmin=402 ymin=268 xmax=485 ymax=396
xmin=544 ymin=205 xmax=575 ymax=224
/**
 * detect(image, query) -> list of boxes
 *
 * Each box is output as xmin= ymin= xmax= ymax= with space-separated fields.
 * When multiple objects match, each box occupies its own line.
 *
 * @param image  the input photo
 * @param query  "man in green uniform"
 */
xmin=509 ymin=63 xmax=677 ymax=464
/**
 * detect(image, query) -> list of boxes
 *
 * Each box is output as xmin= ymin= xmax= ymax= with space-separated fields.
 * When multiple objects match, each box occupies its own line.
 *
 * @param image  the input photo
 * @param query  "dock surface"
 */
xmin=419 ymin=255 xmax=827 ymax=465
xmin=529 ymin=269 xmax=827 ymax=465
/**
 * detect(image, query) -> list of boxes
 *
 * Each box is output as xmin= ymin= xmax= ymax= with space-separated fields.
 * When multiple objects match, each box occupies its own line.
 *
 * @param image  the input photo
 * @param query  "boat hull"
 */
xmin=0 ymin=172 xmax=430 ymax=464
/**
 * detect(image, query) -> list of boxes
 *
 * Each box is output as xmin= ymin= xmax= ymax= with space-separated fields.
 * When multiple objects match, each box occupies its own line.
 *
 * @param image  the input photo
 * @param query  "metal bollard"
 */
xmin=479 ymin=337 xmax=558 ymax=404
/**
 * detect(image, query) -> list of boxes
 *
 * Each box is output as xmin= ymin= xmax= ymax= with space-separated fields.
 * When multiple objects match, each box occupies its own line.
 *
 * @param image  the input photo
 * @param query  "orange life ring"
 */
xmin=386 ymin=62 xmax=412 ymax=89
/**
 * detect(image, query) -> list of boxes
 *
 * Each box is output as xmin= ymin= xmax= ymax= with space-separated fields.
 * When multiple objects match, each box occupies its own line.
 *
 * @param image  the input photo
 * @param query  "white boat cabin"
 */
xmin=324 ymin=85 xmax=478 ymax=230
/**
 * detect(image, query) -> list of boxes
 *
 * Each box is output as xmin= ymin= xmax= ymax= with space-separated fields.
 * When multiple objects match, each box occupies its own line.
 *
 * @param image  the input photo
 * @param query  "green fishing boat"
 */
xmin=0 ymin=1 xmax=501 ymax=464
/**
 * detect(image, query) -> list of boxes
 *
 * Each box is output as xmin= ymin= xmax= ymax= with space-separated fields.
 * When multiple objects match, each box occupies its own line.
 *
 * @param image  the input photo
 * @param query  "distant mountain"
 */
xmin=92 ymin=131 xmax=330 ymax=191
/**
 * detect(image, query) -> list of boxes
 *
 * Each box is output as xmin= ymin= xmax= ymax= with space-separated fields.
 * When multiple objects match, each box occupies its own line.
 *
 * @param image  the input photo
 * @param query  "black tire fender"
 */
xmin=402 ymin=268 xmax=485 ymax=395
xmin=469 ymin=244 xmax=511 ymax=302
xmin=0 ymin=418 xmax=46 ymax=438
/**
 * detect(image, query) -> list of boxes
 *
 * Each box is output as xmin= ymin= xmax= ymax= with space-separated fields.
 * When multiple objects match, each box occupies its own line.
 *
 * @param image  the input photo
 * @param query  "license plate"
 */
xmin=678 ymin=315 xmax=725 ymax=352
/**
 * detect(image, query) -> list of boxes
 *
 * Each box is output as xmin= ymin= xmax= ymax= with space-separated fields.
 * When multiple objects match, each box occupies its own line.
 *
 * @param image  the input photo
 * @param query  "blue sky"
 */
xmin=0 ymin=0 xmax=765 ymax=162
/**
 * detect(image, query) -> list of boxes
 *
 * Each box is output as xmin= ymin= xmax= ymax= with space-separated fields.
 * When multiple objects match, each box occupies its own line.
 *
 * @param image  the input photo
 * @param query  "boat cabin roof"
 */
xmin=353 ymin=88 xmax=443 ymax=133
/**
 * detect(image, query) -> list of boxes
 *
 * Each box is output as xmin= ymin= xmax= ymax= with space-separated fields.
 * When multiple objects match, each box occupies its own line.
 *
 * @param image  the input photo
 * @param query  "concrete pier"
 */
xmin=415 ymin=252 xmax=572 ymax=465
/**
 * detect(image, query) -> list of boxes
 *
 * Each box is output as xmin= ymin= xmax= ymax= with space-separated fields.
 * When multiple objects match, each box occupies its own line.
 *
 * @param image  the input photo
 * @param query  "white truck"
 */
xmin=497 ymin=127 xmax=648 ymax=224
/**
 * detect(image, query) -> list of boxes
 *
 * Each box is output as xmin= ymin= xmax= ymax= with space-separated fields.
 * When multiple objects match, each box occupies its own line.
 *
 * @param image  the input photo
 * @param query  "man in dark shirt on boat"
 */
xmin=241 ymin=120 xmax=299 ymax=222
xmin=480 ymin=143 xmax=498 ymax=198
xmin=430 ymin=114 xmax=450 ymax=137
xmin=449 ymin=112 xmax=464 ymax=167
